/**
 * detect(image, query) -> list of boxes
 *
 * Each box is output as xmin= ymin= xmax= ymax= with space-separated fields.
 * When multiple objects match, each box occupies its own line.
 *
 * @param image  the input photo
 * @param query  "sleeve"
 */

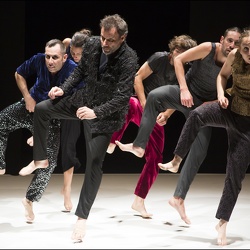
xmin=16 ymin=53 xmax=43 ymax=79
xmin=147 ymin=51 xmax=168 ymax=73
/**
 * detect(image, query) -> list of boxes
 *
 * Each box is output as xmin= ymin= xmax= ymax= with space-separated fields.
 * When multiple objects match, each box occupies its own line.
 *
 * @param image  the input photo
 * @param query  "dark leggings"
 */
xmin=174 ymin=102 xmax=250 ymax=221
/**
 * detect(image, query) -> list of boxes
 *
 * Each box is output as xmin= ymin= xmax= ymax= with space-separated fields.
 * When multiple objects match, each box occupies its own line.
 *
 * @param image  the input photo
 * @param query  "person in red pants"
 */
xmin=107 ymin=34 xmax=197 ymax=217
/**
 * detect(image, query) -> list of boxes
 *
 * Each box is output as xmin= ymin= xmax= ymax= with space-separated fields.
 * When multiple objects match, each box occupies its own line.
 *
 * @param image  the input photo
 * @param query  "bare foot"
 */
xmin=22 ymin=197 xmax=35 ymax=223
xmin=115 ymin=141 xmax=145 ymax=158
xmin=158 ymin=162 xmax=179 ymax=173
xmin=132 ymin=196 xmax=152 ymax=218
xmin=169 ymin=196 xmax=191 ymax=224
xmin=71 ymin=218 xmax=86 ymax=243
xmin=0 ymin=168 xmax=6 ymax=175
xmin=106 ymin=143 xmax=116 ymax=154
xmin=61 ymin=187 xmax=72 ymax=212
xmin=158 ymin=155 xmax=182 ymax=173
xmin=19 ymin=160 xmax=49 ymax=176
xmin=27 ymin=136 xmax=33 ymax=146
xmin=216 ymin=219 xmax=227 ymax=246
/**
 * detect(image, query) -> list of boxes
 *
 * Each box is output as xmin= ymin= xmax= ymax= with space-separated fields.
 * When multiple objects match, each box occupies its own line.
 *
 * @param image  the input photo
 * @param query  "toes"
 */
xmin=0 ymin=169 xmax=6 ymax=175
xmin=71 ymin=220 xmax=86 ymax=243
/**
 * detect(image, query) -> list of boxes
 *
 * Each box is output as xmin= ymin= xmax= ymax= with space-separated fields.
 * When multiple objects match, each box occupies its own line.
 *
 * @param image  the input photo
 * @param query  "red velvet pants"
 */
xmin=110 ymin=97 xmax=164 ymax=198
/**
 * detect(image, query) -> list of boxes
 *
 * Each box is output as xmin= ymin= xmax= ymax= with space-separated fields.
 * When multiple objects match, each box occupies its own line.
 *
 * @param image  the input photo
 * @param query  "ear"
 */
xmin=63 ymin=53 xmax=68 ymax=62
xmin=219 ymin=36 xmax=224 ymax=44
xmin=120 ymin=34 xmax=126 ymax=42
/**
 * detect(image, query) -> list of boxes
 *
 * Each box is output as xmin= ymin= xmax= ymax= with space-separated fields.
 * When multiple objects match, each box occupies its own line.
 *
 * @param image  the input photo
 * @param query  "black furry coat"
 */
xmin=60 ymin=36 xmax=139 ymax=133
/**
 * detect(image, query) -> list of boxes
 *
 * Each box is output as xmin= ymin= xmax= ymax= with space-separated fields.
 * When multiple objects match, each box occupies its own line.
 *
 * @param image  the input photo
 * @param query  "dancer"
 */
xmin=115 ymin=27 xmax=241 ymax=223
xmin=63 ymin=28 xmax=92 ymax=62
xmin=60 ymin=28 xmax=92 ymax=212
xmin=0 ymin=39 xmax=77 ymax=222
xmin=27 ymin=29 xmax=92 ymax=212
xmin=107 ymin=34 xmax=197 ymax=217
xmin=19 ymin=14 xmax=138 ymax=242
xmin=162 ymin=27 xmax=250 ymax=245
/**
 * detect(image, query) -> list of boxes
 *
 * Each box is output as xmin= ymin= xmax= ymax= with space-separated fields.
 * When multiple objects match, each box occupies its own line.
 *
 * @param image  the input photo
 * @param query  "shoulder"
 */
xmin=150 ymin=51 xmax=169 ymax=59
xmin=82 ymin=36 xmax=101 ymax=52
xmin=198 ymin=42 xmax=214 ymax=51
xmin=147 ymin=51 xmax=169 ymax=63
xmin=184 ymin=42 xmax=212 ymax=55
xmin=64 ymin=58 xmax=77 ymax=69
xmin=17 ymin=53 xmax=45 ymax=74
xmin=31 ymin=53 xmax=45 ymax=60
xmin=24 ymin=53 xmax=45 ymax=65
xmin=63 ymin=38 xmax=71 ymax=48
xmin=85 ymin=36 xmax=100 ymax=46
xmin=180 ymin=42 xmax=212 ymax=61
xmin=119 ymin=42 xmax=138 ymax=63
xmin=115 ymin=43 xmax=138 ymax=70
xmin=124 ymin=42 xmax=138 ymax=57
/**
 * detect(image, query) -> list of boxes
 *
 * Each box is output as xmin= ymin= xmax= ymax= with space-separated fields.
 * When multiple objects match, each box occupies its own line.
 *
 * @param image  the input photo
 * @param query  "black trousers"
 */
xmin=60 ymin=119 xmax=83 ymax=172
xmin=34 ymin=97 xmax=112 ymax=219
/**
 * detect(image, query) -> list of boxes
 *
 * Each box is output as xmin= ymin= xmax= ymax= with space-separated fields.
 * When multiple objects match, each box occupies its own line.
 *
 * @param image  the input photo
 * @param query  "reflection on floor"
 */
xmin=0 ymin=173 xmax=250 ymax=249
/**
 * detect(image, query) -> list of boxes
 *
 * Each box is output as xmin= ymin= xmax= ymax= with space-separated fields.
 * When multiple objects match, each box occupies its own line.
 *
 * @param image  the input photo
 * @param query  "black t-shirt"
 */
xmin=143 ymin=51 xmax=177 ymax=96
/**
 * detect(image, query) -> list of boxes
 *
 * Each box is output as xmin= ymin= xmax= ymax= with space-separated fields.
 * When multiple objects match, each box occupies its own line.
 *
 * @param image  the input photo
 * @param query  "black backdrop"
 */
xmin=1 ymin=1 xmax=250 ymax=175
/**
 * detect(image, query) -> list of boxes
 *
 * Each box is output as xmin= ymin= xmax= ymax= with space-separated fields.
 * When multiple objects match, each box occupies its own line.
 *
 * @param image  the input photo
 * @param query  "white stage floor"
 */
xmin=0 ymin=173 xmax=250 ymax=249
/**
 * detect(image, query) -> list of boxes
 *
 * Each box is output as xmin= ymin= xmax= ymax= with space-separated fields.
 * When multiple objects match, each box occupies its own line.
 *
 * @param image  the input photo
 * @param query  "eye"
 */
xmin=101 ymin=36 xmax=115 ymax=43
xmin=242 ymin=46 xmax=249 ymax=52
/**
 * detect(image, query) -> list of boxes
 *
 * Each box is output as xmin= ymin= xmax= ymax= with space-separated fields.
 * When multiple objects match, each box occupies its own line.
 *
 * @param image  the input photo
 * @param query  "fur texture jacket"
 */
xmin=60 ymin=36 xmax=139 ymax=133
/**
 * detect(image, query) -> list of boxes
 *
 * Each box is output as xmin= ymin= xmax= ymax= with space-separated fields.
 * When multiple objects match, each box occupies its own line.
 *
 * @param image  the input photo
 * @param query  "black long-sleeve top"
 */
xmin=60 ymin=36 xmax=139 ymax=133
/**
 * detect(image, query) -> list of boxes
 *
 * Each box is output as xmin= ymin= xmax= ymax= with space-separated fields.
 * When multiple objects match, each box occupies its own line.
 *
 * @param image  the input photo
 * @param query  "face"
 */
xmin=240 ymin=36 xmax=250 ymax=65
xmin=70 ymin=46 xmax=83 ymax=63
xmin=220 ymin=31 xmax=241 ymax=57
xmin=45 ymin=44 xmax=67 ymax=74
xmin=100 ymin=27 xmax=125 ymax=55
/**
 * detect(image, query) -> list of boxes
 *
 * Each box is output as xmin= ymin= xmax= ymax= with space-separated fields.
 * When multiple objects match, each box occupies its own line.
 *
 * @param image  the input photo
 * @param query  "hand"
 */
xmin=156 ymin=112 xmax=168 ymax=126
xmin=24 ymin=95 xmax=36 ymax=113
xmin=48 ymin=87 xmax=64 ymax=99
xmin=180 ymin=89 xmax=194 ymax=108
xmin=76 ymin=106 xmax=97 ymax=120
xmin=218 ymin=96 xmax=229 ymax=109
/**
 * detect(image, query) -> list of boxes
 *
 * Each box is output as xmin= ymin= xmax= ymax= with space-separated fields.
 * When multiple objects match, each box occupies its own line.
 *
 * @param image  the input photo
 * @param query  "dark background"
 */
xmin=1 ymin=1 xmax=250 ymax=175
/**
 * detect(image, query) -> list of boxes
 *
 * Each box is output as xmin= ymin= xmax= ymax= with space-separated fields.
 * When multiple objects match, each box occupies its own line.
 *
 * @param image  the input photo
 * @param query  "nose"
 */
xmin=48 ymin=57 xmax=54 ymax=63
xmin=102 ymin=40 xmax=109 ymax=46
xmin=230 ymin=41 xmax=238 ymax=48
